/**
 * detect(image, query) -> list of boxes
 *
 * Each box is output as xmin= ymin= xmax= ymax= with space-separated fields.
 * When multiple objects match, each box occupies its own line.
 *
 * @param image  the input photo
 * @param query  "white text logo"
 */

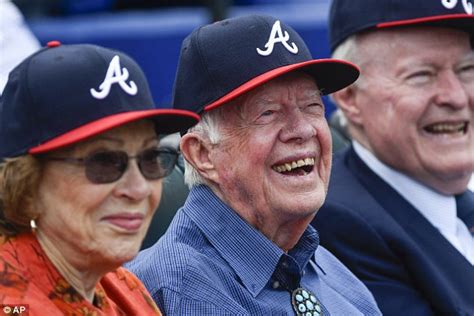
xmin=90 ymin=55 xmax=138 ymax=99
xmin=441 ymin=0 xmax=473 ymax=14
xmin=256 ymin=20 xmax=299 ymax=56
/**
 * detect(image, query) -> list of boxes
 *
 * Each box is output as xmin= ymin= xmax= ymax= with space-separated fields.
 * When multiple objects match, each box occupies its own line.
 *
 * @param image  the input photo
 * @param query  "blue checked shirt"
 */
xmin=127 ymin=185 xmax=381 ymax=315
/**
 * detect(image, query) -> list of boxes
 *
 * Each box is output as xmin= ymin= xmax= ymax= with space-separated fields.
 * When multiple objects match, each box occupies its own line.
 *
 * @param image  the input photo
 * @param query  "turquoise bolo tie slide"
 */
xmin=291 ymin=288 xmax=323 ymax=316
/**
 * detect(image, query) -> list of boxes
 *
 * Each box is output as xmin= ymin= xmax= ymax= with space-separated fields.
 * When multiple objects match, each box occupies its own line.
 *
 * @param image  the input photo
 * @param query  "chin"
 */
xmin=101 ymin=239 xmax=142 ymax=266
xmin=298 ymin=191 xmax=326 ymax=211
xmin=282 ymin=200 xmax=323 ymax=218
xmin=423 ymin=167 xmax=473 ymax=195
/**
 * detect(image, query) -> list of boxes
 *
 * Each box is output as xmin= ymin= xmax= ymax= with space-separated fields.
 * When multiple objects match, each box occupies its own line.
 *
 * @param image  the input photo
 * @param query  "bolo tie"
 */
xmin=271 ymin=257 xmax=330 ymax=316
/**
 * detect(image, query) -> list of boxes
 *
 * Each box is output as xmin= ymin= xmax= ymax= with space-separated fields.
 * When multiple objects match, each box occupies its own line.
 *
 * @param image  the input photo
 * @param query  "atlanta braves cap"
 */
xmin=172 ymin=14 xmax=359 ymax=113
xmin=0 ymin=41 xmax=199 ymax=159
xmin=329 ymin=0 xmax=474 ymax=52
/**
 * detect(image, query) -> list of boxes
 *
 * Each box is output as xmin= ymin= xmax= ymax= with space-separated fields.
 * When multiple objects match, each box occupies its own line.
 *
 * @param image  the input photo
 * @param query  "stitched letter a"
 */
xmin=90 ymin=55 xmax=138 ymax=99
xmin=256 ymin=20 xmax=299 ymax=56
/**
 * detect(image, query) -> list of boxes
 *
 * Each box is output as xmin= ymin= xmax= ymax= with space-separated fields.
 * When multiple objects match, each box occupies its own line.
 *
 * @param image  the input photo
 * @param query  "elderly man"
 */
xmin=312 ymin=1 xmax=474 ymax=315
xmin=128 ymin=15 xmax=381 ymax=315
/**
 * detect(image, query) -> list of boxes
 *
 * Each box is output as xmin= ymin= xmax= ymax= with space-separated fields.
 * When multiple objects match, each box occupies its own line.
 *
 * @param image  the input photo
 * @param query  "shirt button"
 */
xmin=282 ymin=261 xmax=289 ymax=268
xmin=272 ymin=280 xmax=280 ymax=289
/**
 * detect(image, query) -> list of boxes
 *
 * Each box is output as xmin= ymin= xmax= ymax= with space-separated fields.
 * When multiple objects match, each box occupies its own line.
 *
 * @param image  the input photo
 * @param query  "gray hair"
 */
xmin=183 ymin=106 xmax=227 ymax=188
xmin=332 ymin=34 xmax=367 ymax=89
xmin=329 ymin=34 xmax=367 ymax=135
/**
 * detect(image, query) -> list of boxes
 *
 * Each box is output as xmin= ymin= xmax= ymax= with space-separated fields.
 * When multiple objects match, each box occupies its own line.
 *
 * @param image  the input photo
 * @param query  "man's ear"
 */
xmin=332 ymin=85 xmax=364 ymax=126
xmin=180 ymin=132 xmax=218 ymax=182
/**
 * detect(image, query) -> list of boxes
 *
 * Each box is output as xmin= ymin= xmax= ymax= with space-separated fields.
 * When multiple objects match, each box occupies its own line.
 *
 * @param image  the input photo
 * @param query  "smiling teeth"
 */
xmin=426 ymin=122 xmax=466 ymax=134
xmin=273 ymin=158 xmax=315 ymax=173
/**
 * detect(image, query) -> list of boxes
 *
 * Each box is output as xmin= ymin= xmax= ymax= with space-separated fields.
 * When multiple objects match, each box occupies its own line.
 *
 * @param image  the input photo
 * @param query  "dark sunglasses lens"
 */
xmin=139 ymin=148 xmax=177 ymax=180
xmin=85 ymin=151 xmax=127 ymax=184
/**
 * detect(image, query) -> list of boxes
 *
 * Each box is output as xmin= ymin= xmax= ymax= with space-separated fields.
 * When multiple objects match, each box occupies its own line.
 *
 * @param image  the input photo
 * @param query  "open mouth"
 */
xmin=423 ymin=121 xmax=469 ymax=135
xmin=272 ymin=157 xmax=315 ymax=176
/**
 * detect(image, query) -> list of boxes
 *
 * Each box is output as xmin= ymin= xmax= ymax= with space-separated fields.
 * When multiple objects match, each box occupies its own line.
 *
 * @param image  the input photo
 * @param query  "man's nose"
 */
xmin=279 ymin=109 xmax=317 ymax=143
xmin=434 ymin=71 xmax=470 ymax=110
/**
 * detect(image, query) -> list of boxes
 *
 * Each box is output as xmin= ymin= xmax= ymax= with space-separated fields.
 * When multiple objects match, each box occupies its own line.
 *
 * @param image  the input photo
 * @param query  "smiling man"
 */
xmin=127 ymin=15 xmax=382 ymax=315
xmin=311 ymin=0 xmax=474 ymax=315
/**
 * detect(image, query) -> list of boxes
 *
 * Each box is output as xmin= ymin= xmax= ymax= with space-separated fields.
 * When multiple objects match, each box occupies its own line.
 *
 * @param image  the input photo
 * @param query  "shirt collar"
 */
xmin=183 ymin=185 xmax=319 ymax=297
xmin=353 ymin=141 xmax=457 ymax=237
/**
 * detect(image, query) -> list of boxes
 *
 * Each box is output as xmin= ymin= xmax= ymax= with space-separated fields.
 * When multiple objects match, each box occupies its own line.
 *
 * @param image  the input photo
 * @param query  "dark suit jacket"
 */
xmin=312 ymin=146 xmax=474 ymax=316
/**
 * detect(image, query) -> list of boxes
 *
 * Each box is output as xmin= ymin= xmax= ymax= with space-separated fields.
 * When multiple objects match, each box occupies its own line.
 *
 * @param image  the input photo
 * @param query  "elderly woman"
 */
xmin=0 ymin=42 xmax=199 ymax=315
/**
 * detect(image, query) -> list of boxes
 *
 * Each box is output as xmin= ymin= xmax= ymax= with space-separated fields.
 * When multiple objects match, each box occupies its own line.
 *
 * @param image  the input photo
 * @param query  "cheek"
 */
xmin=39 ymin=167 xmax=110 ymax=221
xmin=215 ymin=139 xmax=269 ymax=196
xmin=318 ymin=122 xmax=332 ymax=153
xmin=220 ymin=131 xmax=273 ymax=171
xmin=316 ymin=122 xmax=332 ymax=177
xmin=55 ymin=185 xmax=110 ymax=219
xmin=362 ymin=95 xmax=412 ymax=142
xmin=38 ymin=185 xmax=109 ymax=242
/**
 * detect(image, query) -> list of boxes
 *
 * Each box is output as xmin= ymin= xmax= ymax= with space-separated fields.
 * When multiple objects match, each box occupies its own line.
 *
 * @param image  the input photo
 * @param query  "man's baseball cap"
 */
xmin=329 ymin=0 xmax=474 ymax=52
xmin=172 ymin=14 xmax=360 ymax=113
xmin=0 ymin=42 xmax=199 ymax=159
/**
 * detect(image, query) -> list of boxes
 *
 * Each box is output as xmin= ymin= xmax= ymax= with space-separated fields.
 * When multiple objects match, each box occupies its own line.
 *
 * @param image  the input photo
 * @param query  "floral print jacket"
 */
xmin=0 ymin=233 xmax=161 ymax=316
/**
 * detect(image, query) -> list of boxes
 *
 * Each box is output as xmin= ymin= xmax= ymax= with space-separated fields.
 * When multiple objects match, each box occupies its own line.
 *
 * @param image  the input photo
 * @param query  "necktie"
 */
xmin=271 ymin=256 xmax=330 ymax=316
xmin=456 ymin=190 xmax=474 ymax=233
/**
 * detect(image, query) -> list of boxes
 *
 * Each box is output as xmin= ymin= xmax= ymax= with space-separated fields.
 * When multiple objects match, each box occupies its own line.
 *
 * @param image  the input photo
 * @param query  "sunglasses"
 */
xmin=46 ymin=147 xmax=178 ymax=184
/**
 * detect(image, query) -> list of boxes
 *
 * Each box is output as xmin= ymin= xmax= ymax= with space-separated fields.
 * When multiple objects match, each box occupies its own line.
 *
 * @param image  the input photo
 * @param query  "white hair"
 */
xmin=328 ymin=34 xmax=368 ymax=134
xmin=183 ymin=106 xmax=226 ymax=188
xmin=332 ymin=34 xmax=367 ymax=89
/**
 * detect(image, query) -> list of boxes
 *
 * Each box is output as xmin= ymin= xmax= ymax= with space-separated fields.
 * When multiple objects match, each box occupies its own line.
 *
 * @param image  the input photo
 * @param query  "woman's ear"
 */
xmin=332 ymin=85 xmax=364 ymax=126
xmin=180 ymin=133 xmax=218 ymax=182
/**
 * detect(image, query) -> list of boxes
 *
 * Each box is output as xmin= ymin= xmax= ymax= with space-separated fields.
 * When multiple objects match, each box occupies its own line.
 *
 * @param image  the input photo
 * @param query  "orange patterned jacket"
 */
xmin=0 ymin=233 xmax=161 ymax=316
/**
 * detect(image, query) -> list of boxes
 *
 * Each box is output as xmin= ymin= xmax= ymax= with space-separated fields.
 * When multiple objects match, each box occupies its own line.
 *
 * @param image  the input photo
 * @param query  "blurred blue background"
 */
xmin=18 ymin=0 xmax=336 ymax=116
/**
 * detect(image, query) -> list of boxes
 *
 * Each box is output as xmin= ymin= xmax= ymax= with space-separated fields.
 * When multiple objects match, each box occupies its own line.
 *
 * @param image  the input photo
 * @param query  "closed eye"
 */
xmin=457 ymin=63 xmax=474 ymax=81
xmin=405 ymin=70 xmax=434 ymax=85
xmin=261 ymin=110 xmax=275 ymax=116
xmin=305 ymin=102 xmax=325 ymax=115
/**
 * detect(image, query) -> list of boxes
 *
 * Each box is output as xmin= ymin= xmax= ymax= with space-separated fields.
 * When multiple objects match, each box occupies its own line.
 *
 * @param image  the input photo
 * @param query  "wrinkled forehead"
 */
xmin=356 ymin=26 xmax=474 ymax=69
xmin=361 ymin=26 xmax=472 ymax=50
xmin=237 ymin=72 xmax=321 ymax=109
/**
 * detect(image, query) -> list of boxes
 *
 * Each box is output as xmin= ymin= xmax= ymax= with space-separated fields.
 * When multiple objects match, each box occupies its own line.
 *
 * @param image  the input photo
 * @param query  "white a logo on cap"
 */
xmin=441 ymin=0 xmax=473 ymax=14
xmin=90 ymin=55 xmax=138 ymax=99
xmin=256 ymin=20 xmax=299 ymax=56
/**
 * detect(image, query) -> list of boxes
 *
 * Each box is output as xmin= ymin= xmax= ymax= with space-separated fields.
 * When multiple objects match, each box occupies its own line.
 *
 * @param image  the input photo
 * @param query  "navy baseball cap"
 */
xmin=173 ymin=14 xmax=359 ymax=113
xmin=330 ymin=0 xmax=474 ymax=52
xmin=0 ymin=41 xmax=199 ymax=159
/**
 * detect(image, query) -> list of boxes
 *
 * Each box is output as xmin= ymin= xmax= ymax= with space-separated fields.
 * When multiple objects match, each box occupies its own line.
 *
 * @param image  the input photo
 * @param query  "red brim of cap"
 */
xmin=377 ymin=13 xmax=474 ymax=29
xmin=29 ymin=109 xmax=200 ymax=154
xmin=204 ymin=59 xmax=359 ymax=112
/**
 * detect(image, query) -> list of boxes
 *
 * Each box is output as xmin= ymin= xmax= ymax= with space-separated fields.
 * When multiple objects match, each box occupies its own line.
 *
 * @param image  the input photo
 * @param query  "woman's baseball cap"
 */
xmin=172 ymin=14 xmax=360 ymax=114
xmin=329 ymin=0 xmax=474 ymax=52
xmin=0 ymin=42 xmax=199 ymax=159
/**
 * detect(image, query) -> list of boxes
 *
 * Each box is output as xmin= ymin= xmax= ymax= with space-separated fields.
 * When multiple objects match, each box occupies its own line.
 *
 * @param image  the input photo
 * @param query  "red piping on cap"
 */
xmin=204 ymin=59 xmax=359 ymax=112
xmin=377 ymin=13 xmax=474 ymax=28
xmin=29 ymin=109 xmax=199 ymax=154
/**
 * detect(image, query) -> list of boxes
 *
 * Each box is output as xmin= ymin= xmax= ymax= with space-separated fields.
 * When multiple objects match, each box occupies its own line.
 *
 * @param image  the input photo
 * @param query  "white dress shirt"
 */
xmin=353 ymin=141 xmax=474 ymax=265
